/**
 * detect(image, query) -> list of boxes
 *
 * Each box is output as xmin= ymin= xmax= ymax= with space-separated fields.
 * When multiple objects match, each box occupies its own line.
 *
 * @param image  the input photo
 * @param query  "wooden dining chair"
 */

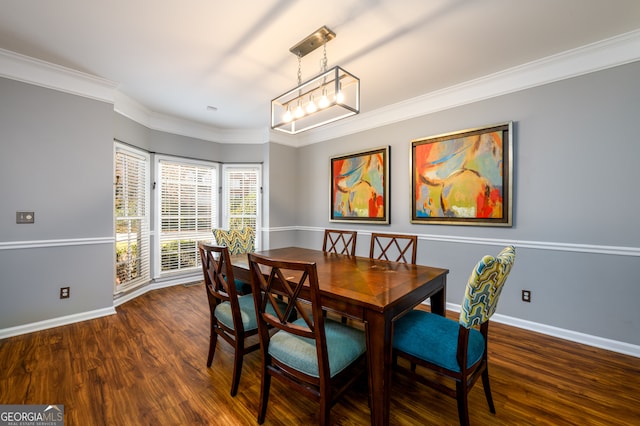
xmin=199 ymin=243 xmax=286 ymax=397
xmin=322 ymin=229 xmax=357 ymax=256
xmin=212 ymin=227 xmax=255 ymax=294
xmin=392 ymin=246 xmax=516 ymax=426
xmin=247 ymin=252 xmax=367 ymax=426
xmin=369 ymin=232 xmax=418 ymax=264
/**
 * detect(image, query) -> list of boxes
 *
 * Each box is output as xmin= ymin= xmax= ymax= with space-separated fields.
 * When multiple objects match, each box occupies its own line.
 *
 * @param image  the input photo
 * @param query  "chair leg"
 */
xmin=319 ymin=395 xmax=330 ymax=426
xmin=257 ymin=370 xmax=271 ymax=424
xmin=481 ymin=367 xmax=496 ymax=413
xmin=206 ymin=326 xmax=218 ymax=367
xmin=230 ymin=347 xmax=244 ymax=396
xmin=456 ymin=381 xmax=471 ymax=426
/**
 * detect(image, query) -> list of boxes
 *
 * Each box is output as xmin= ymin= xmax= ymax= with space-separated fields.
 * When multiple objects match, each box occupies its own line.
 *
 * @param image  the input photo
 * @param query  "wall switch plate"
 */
xmin=16 ymin=211 xmax=35 ymax=224
xmin=522 ymin=289 xmax=531 ymax=303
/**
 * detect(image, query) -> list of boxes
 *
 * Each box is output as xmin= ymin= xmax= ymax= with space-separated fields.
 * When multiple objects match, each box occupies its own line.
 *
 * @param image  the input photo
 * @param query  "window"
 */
xmin=157 ymin=158 xmax=217 ymax=276
xmin=222 ymin=164 xmax=261 ymax=250
xmin=114 ymin=143 xmax=150 ymax=293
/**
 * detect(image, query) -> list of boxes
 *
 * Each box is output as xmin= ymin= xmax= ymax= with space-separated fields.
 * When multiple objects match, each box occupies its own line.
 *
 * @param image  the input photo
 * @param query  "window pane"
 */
xmin=158 ymin=159 xmax=217 ymax=275
xmin=115 ymin=144 xmax=150 ymax=293
xmin=223 ymin=165 xmax=261 ymax=250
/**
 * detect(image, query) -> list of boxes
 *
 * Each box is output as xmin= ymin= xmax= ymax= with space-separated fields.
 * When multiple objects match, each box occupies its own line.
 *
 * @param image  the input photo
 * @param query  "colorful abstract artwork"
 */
xmin=331 ymin=146 xmax=389 ymax=223
xmin=411 ymin=123 xmax=513 ymax=226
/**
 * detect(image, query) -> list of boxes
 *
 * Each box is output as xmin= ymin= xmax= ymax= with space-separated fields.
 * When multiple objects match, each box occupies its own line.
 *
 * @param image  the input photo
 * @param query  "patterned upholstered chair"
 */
xmin=212 ymin=227 xmax=255 ymax=255
xmin=212 ymin=227 xmax=255 ymax=294
xmin=247 ymin=253 xmax=367 ymax=426
xmin=392 ymin=246 xmax=516 ymax=426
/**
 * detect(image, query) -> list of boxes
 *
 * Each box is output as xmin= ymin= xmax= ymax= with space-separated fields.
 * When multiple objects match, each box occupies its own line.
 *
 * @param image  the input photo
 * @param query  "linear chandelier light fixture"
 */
xmin=271 ymin=26 xmax=360 ymax=134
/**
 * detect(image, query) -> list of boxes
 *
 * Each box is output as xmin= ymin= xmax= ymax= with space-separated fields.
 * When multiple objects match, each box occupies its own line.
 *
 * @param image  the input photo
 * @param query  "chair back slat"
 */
xmin=459 ymin=245 xmax=516 ymax=328
xmin=248 ymin=254 xmax=324 ymax=341
xmin=199 ymin=243 xmax=237 ymax=305
xmin=369 ymin=233 xmax=417 ymax=264
xmin=322 ymin=229 xmax=357 ymax=256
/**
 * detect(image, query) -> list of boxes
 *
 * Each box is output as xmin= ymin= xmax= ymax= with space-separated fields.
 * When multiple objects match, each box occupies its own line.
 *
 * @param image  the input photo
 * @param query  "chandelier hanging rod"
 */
xmin=289 ymin=26 xmax=336 ymax=58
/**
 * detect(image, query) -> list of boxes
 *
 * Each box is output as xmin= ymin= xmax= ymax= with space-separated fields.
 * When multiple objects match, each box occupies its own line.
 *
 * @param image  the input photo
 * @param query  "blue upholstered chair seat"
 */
xmin=393 ymin=310 xmax=485 ymax=372
xmin=233 ymin=278 xmax=252 ymax=295
xmin=215 ymin=294 xmax=283 ymax=331
xmin=268 ymin=318 xmax=366 ymax=378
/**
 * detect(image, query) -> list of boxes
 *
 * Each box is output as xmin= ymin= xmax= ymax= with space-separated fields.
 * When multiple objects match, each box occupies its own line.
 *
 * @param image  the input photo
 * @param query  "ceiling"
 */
xmin=1 ymin=0 xmax=639 ymax=135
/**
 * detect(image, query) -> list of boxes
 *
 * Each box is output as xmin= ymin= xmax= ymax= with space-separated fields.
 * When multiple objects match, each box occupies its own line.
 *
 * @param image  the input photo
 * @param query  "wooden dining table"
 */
xmin=231 ymin=246 xmax=449 ymax=426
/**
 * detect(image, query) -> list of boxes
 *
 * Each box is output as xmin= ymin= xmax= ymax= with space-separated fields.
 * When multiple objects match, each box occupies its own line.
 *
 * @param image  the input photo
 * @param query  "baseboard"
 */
xmin=113 ymin=274 xmax=202 ymax=307
xmin=2 ymin=284 xmax=637 ymax=359
xmin=0 ymin=307 xmax=116 ymax=339
xmin=444 ymin=302 xmax=640 ymax=358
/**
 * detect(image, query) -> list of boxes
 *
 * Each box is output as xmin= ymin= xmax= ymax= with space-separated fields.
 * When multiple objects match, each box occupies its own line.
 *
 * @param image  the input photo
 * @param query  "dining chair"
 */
xmin=369 ymin=232 xmax=418 ymax=264
xmin=247 ymin=252 xmax=368 ymax=426
xmin=212 ymin=227 xmax=255 ymax=294
xmin=392 ymin=246 xmax=516 ymax=426
xmin=322 ymin=229 xmax=357 ymax=256
xmin=199 ymin=243 xmax=285 ymax=397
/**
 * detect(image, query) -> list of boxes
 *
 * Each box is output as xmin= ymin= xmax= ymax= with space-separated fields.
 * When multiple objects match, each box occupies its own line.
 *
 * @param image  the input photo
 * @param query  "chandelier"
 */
xmin=271 ymin=26 xmax=360 ymax=134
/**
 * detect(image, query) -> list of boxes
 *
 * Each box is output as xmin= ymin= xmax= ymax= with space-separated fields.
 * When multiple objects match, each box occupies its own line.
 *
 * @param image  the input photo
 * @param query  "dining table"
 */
xmin=231 ymin=246 xmax=449 ymax=426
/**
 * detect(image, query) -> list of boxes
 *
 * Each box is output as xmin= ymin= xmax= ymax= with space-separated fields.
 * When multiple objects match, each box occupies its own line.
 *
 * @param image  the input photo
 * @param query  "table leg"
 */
xmin=364 ymin=311 xmax=391 ymax=426
xmin=429 ymin=275 xmax=447 ymax=316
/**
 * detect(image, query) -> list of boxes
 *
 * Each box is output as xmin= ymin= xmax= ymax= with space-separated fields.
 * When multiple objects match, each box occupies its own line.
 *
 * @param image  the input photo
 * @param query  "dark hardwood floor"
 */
xmin=1 ymin=283 xmax=638 ymax=425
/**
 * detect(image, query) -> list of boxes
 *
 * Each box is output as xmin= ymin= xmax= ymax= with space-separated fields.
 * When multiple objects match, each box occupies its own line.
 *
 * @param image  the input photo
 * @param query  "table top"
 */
xmin=232 ymin=247 xmax=449 ymax=314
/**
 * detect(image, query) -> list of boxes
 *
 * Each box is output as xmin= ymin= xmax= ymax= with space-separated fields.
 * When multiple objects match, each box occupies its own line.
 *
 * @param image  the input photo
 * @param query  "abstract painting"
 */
xmin=411 ymin=122 xmax=513 ymax=226
xmin=331 ymin=146 xmax=389 ymax=223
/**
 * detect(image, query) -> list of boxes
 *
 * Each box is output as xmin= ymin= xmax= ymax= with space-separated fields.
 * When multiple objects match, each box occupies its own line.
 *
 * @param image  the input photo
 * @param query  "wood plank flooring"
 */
xmin=1 ymin=283 xmax=639 ymax=425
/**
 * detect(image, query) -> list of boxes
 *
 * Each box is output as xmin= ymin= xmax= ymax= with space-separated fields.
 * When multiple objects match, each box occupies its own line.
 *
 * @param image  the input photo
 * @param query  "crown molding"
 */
xmin=114 ymin=91 xmax=269 ymax=144
xmin=147 ymin=109 xmax=269 ymax=145
xmin=0 ymin=48 xmax=117 ymax=103
xmin=2 ymin=29 xmax=639 ymax=146
xmin=295 ymin=28 xmax=640 ymax=146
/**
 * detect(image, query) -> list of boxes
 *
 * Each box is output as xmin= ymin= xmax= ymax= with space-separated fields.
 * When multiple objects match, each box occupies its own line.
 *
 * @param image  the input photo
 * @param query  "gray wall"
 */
xmin=1 ymin=78 xmax=115 ymax=327
xmin=292 ymin=61 xmax=640 ymax=346
xmin=0 ymin=77 xmax=265 ymax=329
xmin=1 ymin=60 xmax=639 ymax=350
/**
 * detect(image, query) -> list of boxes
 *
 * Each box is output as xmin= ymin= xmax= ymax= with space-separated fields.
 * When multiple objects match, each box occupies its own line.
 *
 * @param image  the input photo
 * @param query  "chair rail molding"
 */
xmin=295 ymin=226 xmax=640 ymax=257
xmin=0 ymin=237 xmax=114 ymax=250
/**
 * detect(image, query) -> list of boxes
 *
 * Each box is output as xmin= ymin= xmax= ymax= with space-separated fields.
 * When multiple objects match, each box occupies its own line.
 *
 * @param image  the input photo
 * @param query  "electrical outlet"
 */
xmin=521 ymin=289 xmax=531 ymax=303
xmin=16 ymin=211 xmax=35 ymax=224
xmin=60 ymin=287 xmax=70 ymax=299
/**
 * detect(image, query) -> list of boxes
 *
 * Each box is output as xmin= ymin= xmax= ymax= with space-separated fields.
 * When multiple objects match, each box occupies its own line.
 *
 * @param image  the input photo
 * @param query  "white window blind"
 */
xmin=114 ymin=143 xmax=150 ymax=293
xmin=158 ymin=158 xmax=217 ymax=275
xmin=222 ymin=164 xmax=261 ymax=250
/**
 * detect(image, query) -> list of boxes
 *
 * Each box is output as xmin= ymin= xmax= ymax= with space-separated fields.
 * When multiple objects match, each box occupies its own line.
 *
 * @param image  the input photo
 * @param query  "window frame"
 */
xmin=114 ymin=142 xmax=151 ymax=294
xmin=154 ymin=155 xmax=219 ymax=278
xmin=222 ymin=164 xmax=262 ymax=251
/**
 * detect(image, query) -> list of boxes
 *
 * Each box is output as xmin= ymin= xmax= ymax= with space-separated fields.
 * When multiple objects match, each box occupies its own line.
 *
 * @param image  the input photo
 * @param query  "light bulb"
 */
xmin=294 ymin=102 xmax=304 ymax=118
xmin=318 ymin=90 xmax=330 ymax=109
xmin=306 ymin=95 xmax=317 ymax=113
xmin=283 ymin=108 xmax=292 ymax=122
xmin=336 ymin=83 xmax=344 ymax=103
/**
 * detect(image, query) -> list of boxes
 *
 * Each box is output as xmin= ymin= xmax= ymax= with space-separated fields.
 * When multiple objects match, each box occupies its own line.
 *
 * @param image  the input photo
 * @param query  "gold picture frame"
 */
xmin=411 ymin=122 xmax=513 ymax=226
xmin=330 ymin=146 xmax=390 ymax=224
